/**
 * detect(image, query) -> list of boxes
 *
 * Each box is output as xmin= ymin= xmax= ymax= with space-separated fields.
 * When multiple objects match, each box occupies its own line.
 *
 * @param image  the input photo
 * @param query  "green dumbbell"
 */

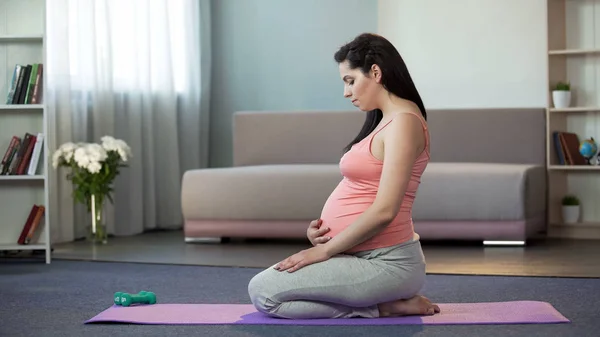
xmin=114 ymin=291 xmax=142 ymax=305
xmin=114 ymin=292 xmax=124 ymax=305
xmin=114 ymin=291 xmax=157 ymax=306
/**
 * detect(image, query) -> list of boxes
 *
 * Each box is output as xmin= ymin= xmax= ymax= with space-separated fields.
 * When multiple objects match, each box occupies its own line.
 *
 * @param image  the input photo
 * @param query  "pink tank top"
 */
xmin=319 ymin=111 xmax=430 ymax=253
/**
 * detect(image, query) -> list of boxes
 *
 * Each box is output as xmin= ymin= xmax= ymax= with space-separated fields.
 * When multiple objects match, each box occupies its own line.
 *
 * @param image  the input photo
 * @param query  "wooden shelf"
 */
xmin=549 ymin=48 xmax=600 ymax=55
xmin=548 ymin=165 xmax=600 ymax=170
xmin=0 ymin=175 xmax=45 ymax=181
xmin=549 ymin=222 xmax=600 ymax=240
xmin=0 ymin=35 xmax=43 ymax=42
xmin=0 ymin=104 xmax=44 ymax=110
xmin=0 ymin=244 xmax=46 ymax=251
xmin=551 ymin=221 xmax=600 ymax=227
xmin=549 ymin=107 xmax=600 ymax=112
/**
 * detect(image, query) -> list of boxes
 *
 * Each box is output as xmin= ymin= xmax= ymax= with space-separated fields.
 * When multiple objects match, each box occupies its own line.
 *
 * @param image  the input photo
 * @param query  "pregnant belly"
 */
xmin=319 ymin=194 xmax=373 ymax=238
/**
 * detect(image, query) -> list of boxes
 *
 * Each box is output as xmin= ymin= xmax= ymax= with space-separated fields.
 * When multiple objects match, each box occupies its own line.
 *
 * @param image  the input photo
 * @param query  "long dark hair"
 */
xmin=334 ymin=33 xmax=427 ymax=153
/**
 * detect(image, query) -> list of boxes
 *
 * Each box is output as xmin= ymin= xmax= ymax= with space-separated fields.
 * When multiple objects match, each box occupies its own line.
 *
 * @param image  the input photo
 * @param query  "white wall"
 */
xmin=377 ymin=0 xmax=548 ymax=109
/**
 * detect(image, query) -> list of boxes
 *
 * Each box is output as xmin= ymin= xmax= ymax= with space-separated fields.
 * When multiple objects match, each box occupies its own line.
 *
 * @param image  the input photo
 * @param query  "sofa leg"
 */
xmin=483 ymin=240 xmax=525 ymax=246
xmin=185 ymin=237 xmax=228 ymax=244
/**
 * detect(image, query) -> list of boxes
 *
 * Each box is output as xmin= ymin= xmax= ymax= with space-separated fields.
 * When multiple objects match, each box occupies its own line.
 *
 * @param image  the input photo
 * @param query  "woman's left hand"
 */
xmin=274 ymin=245 xmax=331 ymax=273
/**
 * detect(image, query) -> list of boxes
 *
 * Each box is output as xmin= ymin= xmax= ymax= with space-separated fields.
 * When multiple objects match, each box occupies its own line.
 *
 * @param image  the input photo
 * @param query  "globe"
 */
xmin=579 ymin=137 xmax=598 ymax=163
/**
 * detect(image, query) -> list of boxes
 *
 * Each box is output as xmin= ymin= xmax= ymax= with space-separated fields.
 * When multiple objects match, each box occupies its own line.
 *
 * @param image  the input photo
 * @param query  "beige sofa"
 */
xmin=181 ymin=108 xmax=547 ymax=245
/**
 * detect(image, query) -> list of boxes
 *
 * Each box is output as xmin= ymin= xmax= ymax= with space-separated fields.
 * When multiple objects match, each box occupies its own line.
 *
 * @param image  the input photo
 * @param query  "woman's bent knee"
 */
xmin=248 ymin=268 xmax=280 ymax=314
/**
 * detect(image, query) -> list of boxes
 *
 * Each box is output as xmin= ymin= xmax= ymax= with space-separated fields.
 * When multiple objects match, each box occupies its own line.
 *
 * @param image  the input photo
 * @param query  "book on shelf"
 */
xmin=0 ymin=133 xmax=44 ymax=175
xmin=5 ymin=63 xmax=44 ymax=105
xmin=552 ymin=131 xmax=588 ymax=165
xmin=17 ymin=204 xmax=45 ymax=245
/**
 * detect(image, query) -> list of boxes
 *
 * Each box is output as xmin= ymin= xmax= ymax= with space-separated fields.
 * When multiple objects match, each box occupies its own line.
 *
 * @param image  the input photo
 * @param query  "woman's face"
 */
xmin=338 ymin=60 xmax=381 ymax=111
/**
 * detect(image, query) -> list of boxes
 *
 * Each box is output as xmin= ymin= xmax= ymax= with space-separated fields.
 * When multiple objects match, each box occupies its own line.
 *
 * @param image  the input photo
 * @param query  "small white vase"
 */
xmin=552 ymin=90 xmax=571 ymax=108
xmin=562 ymin=205 xmax=580 ymax=224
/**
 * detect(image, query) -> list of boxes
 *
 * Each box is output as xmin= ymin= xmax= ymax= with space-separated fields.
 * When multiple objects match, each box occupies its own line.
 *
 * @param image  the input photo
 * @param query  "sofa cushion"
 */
xmin=181 ymin=164 xmax=342 ymax=220
xmin=412 ymin=163 xmax=546 ymax=221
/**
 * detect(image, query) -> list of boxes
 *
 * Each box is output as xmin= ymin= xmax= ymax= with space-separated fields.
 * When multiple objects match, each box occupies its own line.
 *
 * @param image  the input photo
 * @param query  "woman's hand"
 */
xmin=274 ymin=245 xmax=331 ymax=273
xmin=306 ymin=218 xmax=331 ymax=246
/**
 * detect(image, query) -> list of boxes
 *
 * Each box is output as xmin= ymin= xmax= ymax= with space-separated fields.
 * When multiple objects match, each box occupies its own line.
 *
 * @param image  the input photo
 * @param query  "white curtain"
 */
xmin=46 ymin=0 xmax=211 ymax=243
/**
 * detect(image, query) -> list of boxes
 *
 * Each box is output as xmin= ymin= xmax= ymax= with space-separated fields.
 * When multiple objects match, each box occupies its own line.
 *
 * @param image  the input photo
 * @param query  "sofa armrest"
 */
xmin=412 ymin=163 xmax=547 ymax=221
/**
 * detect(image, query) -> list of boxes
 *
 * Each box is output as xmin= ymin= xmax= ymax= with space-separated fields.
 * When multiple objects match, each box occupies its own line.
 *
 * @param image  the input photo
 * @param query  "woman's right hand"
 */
xmin=307 ymin=218 xmax=331 ymax=246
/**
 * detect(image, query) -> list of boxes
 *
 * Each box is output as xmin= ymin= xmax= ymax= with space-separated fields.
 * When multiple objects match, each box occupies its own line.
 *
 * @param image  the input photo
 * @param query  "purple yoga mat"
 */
xmin=85 ymin=300 xmax=569 ymax=325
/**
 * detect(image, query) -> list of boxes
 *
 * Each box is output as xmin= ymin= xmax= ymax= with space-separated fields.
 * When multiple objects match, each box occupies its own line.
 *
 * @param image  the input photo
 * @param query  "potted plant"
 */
xmin=552 ymin=81 xmax=571 ymax=108
xmin=561 ymin=194 xmax=580 ymax=224
xmin=52 ymin=136 xmax=132 ymax=244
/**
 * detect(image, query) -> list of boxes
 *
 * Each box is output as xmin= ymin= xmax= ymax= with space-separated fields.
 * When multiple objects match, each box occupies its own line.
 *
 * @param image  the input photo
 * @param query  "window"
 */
xmin=49 ymin=0 xmax=191 ymax=93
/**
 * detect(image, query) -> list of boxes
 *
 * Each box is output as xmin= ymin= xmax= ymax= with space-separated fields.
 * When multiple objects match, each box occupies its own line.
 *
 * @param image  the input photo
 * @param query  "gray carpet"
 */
xmin=0 ymin=260 xmax=598 ymax=337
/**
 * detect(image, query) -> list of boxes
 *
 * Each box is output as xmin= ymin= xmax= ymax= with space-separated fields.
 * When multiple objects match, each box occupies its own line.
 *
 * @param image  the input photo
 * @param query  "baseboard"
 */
xmin=548 ymin=224 xmax=600 ymax=240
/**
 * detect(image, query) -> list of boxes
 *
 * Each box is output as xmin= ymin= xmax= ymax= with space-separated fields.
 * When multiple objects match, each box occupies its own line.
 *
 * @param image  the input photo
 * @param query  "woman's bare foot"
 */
xmin=377 ymin=295 xmax=441 ymax=317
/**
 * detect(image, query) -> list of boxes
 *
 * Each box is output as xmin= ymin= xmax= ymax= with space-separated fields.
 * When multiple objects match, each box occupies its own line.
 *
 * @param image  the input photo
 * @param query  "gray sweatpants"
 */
xmin=247 ymin=236 xmax=426 ymax=319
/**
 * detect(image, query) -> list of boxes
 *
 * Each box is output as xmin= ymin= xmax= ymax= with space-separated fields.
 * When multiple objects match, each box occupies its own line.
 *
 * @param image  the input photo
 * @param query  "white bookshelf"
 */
xmin=0 ymin=0 xmax=50 ymax=263
xmin=546 ymin=0 xmax=600 ymax=239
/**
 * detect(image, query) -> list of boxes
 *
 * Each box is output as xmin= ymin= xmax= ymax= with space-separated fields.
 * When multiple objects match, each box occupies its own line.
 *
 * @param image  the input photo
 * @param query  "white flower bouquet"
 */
xmin=52 ymin=136 xmax=131 ymax=243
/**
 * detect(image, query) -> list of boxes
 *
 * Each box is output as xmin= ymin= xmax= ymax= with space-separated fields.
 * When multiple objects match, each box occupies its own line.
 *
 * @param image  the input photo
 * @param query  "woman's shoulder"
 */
xmin=390 ymin=109 xmax=427 ymax=129
xmin=385 ymin=109 xmax=428 ymax=151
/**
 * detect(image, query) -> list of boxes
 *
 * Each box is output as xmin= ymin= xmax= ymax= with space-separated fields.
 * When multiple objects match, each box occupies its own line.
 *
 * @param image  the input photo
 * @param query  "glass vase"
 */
xmin=87 ymin=193 xmax=108 ymax=244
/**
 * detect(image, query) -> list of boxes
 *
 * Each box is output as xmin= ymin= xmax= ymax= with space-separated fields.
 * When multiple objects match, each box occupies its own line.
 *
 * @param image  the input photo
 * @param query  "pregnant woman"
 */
xmin=247 ymin=33 xmax=440 ymax=319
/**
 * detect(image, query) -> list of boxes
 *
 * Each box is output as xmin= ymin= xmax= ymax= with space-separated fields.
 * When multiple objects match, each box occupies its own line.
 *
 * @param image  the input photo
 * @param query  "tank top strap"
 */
xmin=394 ymin=110 xmax=428 ymax=129
xmin=372 ymin=110 xmax=428 ymax=132
xmin=365 ymin=110 xmax=429 ymax=147
xmin=393 ymin=110 xmax=429 ymax=149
